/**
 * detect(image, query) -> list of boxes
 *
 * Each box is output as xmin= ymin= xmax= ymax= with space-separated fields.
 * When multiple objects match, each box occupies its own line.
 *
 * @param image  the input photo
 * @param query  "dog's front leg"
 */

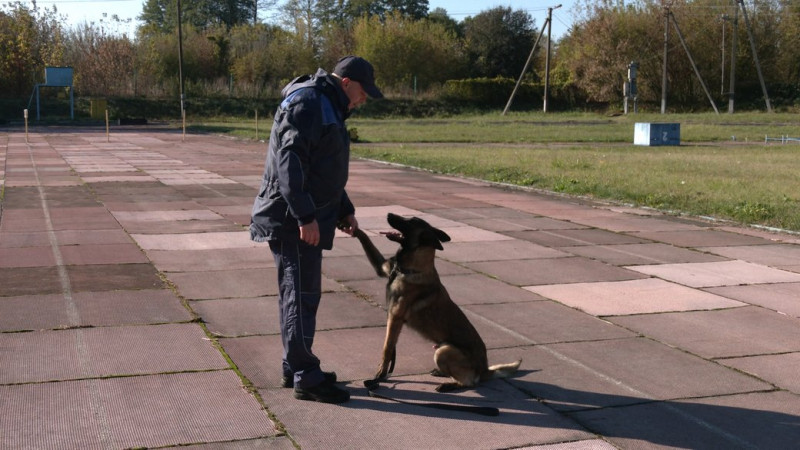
xmin=352 ymin=228 xmax=391 ymax=277
xmin=374 ymin=314 xmax=404 ymax=380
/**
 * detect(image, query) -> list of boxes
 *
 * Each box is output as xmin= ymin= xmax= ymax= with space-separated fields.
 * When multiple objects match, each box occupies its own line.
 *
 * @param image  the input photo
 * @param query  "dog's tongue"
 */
xmin=382 ymin=231 xmax=403 ymax=242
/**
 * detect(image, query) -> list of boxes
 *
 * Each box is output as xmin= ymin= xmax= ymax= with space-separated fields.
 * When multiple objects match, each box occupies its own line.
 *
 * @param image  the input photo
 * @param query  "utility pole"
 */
xmin=670 ymin=11 xmax=719 ymax=113
xmin=728 ymin=5 xmax=738 ymax=113
xmin=178 ymin=0 xmax=185 ymax=115
xmin=543 ymin=4 xmax=562 ymax=113
xmin=661 ymin=7 xmax=669 ymax=114
xmin=178 ymin=0 xmax=186 ymax=138
xmin=720 ymin=15 xmax=728 ymax=96
xmin=660 ymin=6 xmax=719 ymax=114
xmin=737 ymin=0 xmax=772 ymax=112
xmin=502 ymin=11 xmax=549 ymax=115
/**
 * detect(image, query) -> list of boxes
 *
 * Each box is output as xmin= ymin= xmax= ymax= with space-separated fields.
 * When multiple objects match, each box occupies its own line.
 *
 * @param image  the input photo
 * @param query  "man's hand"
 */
xmin=338 ymin=214 xmax=359 ymax=236
xmin=299 ymin=220 xmax=320 ymax=246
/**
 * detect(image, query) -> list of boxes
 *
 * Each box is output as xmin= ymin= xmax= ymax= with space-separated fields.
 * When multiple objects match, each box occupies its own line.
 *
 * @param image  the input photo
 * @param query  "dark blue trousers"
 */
xmin=269 ymin=240 xmax=325 ymax=389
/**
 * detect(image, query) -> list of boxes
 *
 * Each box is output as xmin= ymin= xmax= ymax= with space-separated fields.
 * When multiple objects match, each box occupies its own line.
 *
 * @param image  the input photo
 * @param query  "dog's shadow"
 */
xmin=344 ymin=370 xmax=540 ymax=423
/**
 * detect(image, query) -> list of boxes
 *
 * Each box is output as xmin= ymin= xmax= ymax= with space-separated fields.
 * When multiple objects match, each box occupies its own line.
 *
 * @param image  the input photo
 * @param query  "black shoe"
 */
xmin=281 ymin=371 xmax=336 ymax=389
xmin=293 ymin=380 xmax=350 ymax=404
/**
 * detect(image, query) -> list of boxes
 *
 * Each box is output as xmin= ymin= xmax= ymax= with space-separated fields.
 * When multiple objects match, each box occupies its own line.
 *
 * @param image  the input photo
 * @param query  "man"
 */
xmin=250 ymin=56 xmax=383 ymax=404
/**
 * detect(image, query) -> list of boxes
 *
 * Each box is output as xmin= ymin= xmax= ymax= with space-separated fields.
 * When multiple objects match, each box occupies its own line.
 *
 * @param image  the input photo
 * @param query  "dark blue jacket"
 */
xmin=250 ymin=69 xmax=355 ymax=249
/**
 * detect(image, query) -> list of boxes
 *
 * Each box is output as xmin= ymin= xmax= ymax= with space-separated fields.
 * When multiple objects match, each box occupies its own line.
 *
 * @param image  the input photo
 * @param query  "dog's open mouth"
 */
xmin=381 ymin=231 xmax=403 ymax=243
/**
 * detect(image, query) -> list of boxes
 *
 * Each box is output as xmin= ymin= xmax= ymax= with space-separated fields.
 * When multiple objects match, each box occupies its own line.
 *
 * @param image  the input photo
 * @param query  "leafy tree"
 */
xmin=353 ymin=12 xmax=465 ymax=91
xmin=776 ymin=0 xmax=800 ymax=83
xmin=462 ymin=7 xmax=536 ymax=79
xmin=560 ymin=0 xmax=788 ymax=108
xmin=559 ymin=0 xmax=655 ymax=103
xmin=0 ymin=1 xmax=65 ymax=97
xmin=281 ymin=0 xmax=326 ymax=70
xmin=228 ymin=23 xmax=301 ymax=94
xmin=136 ymin=25 xmax=225 ymax=96
xmin=427 ymin=7 xmax=461 ymax=38
xmin=139 ymin=0 xmax=257 ymax=34
xmin=63 ymin=24 xmax=136 ymax=96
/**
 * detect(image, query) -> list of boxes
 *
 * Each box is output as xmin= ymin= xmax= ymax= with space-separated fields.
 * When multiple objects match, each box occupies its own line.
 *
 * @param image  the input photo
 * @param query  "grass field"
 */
xmin=191 ymin=111 xmax=800 ymax=232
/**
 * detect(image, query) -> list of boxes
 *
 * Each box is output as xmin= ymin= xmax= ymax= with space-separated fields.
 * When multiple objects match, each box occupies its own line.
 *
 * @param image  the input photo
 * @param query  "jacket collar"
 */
xmin=282 ymin=69 xmax=350 ymax=119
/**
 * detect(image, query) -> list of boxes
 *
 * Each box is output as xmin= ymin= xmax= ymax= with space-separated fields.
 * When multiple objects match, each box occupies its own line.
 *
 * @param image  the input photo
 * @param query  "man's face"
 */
xmin=342 ymin=78 xmax=368 ymax=111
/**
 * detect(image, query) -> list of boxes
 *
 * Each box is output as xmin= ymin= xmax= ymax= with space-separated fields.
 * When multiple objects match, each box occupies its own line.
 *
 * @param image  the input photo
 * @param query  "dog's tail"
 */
xmin=486 ymin=359 xmax=522 ymax=380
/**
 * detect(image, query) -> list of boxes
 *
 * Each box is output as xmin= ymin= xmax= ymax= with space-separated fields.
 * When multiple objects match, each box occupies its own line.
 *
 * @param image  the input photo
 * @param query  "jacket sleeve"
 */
xmin=338 ymin=190 xmax=355 ymax=220
xmin=274 ymin=94 xmax=321 ymax=224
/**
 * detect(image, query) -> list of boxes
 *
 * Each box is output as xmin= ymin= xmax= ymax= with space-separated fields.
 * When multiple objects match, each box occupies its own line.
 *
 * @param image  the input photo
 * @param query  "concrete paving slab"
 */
xmin=706 ymin=282 xmax=800 ymax=317
xmin=465 ymin=301 xmax=635 ymax=345
xmin=0 ymin=245 xmax=55 ymax=267
xmin=721 ymin=352 xmax=800 ymax=393
xmin=67 ymin=263 xmax=165 ymax=292
xmin=179 ymin=437 xmax=297 ymax=449
xmin=132 ymin=231 xmax=255 ymax=250
xmin=194 ymin=297 xmax=280 ymax=337
xmin=258 ymin=375 xmax=594 ymax=450
xmin=563 ymin=242 xmax=729 ymax=266
xmin=122 ymin=219 xmax=244 ymax=234
xmin=166 ymin=268 xmax=280 ymax=300
xmin=461 ymin=216 xmax=589 ymax=232
xmin=0 ymin=289 xmax=190 ymax=331
xmin=322 ymin=254 xmax=380 ymax=281
xmin=0 ymin=216 xmax=49 ymax=233
xmin=489 ymin=337 xmax=769 ymax=414
xmin=0 ymin=293 xmax=72 ymax=331
xmin=340 ymin=277 xmax=387 ymax=304
xmin=609 ymin=306 xmax=800 ymax=358
xmin=223 ymin=327 xmax=435 ymax=389
xmin=102 ymin=200 xmax=205 ymax=212
xmin=423 ymin=206 xmax=546 ymax=221
xmin=566 ymin=214 xmax=704 ymax=233
xmin=196 ymin=291 xmax=386 ymax=338
xmin=0 ymin=266 xmax=63 ymax=296
xmin=59 ymin=243 xmax=150 ymax=265
xmin=626 ymin=260 xmax=800 ymax=288
xmin=629 ymin=229 xmax=774 ymax=247
xmin=467 ymin=257 xmax=648 ymax=286
xmin=568 ymin=391 xmax=800 ymax=449
xmin=538 ymin=338 xmax=770 ymax=401
xmin=146 ymin=247 xmax=274 ymax=272
xmin=439 ymin=273 xmax=548 ymax=305
xmin=0 ymin=371 xmax=275 ymax=449
xmin=440 ymin=240 xmax=570 ymax=263
xmin=71 ymin=289 xmax=192 ymax=325
xmin=8 ymin=130 xmax=800 ymax=449
xmin=699 ymin=243 xmax=800 ymax=269
xmin=523 ymin=440 xmax=618 ymax=449
xmin=526 ymin=278 xmax=746 ymax=316
xmin=505 ymin=229 xmax=648 ymax=247
xmin=115 ymin=211 xmax=229 ymax=225
xmin=1 ymin=323 xmax=227 ymax=383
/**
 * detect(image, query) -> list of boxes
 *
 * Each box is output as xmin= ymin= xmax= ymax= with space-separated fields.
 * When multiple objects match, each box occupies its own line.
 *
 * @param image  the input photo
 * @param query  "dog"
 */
xmin=351 ymin=213 xmax=521 ymax=392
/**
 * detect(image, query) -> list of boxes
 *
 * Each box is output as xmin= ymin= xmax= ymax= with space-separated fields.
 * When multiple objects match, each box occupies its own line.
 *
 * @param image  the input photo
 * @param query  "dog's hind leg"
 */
xmin=433 ymin=344 xmax=479 ymax=392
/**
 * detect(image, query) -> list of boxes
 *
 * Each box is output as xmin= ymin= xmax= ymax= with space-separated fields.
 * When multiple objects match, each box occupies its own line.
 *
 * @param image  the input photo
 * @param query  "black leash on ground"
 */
xmin=363 ymin=378 xmax=500 ymax=417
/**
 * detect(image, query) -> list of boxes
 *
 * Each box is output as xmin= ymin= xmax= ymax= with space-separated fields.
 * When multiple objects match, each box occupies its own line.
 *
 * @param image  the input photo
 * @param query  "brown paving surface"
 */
xmin=2 ymin=129 xmax=800 ymax=448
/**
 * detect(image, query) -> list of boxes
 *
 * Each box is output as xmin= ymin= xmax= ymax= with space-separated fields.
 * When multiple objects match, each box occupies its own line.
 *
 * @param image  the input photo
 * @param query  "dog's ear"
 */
xmin=434 ymin=228 xmax=451 ymax=244
xmin=426 ymin=227 xmax=450 ymax=250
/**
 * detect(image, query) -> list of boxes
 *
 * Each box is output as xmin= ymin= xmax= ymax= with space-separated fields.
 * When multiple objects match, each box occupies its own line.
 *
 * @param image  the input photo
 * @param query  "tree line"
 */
xmin=1 ymin=0 xmax=799 ymax=112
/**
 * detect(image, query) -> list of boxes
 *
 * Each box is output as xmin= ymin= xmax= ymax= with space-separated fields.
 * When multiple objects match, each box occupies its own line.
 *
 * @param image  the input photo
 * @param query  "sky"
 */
xmin=23 ymin=0 xmax=577 ymax=39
